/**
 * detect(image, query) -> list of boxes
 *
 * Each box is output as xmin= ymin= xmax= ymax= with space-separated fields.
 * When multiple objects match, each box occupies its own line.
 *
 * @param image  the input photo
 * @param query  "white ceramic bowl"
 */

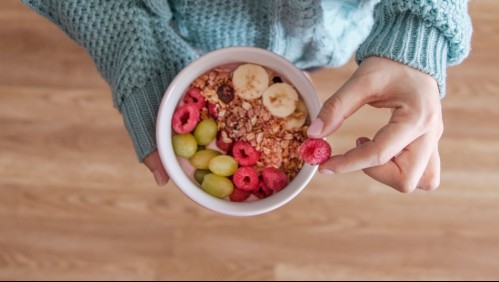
xmin=156 ymin=47 xmax=321 ymax=216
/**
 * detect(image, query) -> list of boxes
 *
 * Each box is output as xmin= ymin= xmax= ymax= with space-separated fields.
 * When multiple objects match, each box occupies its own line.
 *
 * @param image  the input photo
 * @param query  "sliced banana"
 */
xmin=262 ymin=83 xmax=299 ymax=118
xmin=285 ymin=99 xmax=309 ymax=129
xmin=232 ymin=64 xmax=269 ymax=100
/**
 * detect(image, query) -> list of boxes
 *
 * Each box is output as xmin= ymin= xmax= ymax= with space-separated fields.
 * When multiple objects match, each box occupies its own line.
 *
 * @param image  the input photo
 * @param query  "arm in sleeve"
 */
xmin=355 ymin=0 xmax=473 ymax=96
xmin=22 ymin=0 xmax=199 ymax=160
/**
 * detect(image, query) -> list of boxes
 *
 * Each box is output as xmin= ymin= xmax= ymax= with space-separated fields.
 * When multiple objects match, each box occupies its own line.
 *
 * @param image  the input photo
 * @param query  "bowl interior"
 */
xmin=156 ymin=47 xmax=321 ymax=216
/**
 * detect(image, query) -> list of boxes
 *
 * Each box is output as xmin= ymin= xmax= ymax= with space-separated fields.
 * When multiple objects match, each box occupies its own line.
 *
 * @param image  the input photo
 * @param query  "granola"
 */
xmin=194 ymin=65 xmax=308 ymax=180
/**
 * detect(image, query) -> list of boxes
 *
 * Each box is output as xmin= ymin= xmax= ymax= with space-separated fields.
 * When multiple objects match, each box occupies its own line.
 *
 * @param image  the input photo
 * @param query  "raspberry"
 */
xmin=184 ymin=87 xmax=206 ymax=110
xmin=262 ymin=167 xmax=288 ymax=191
xmin=216 ymin=131 xmax=233 ymax=153
xmin=216 ymin=84 xmax=234 ymax=104
xmin=208 ymin=102 xmax=218 ymax=119
xmin=299 ymin=138 xmax=332 ymax=165
xmin=232 ymin=141 xmax=261 ymax=166
xmin=229 ymin=188 xmax=252 ymax=202
xmin=253 ymin=178 xmax=273 ymax=199
xmin=233 ymin=166 xmax=259 ymax=191
xmin=172 ymin=104 xmax=200 ymax=134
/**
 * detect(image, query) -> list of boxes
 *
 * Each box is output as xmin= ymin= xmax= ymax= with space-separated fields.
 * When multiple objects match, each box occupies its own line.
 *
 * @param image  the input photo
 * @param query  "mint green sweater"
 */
xmin=22 ymin=0 xmax=472 ymax=162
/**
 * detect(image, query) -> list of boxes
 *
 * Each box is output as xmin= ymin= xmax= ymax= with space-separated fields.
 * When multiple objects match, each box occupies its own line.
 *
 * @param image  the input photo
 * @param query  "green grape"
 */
xmin=208 ymin=155 xmax=238 ymax=176
xmin=201 ymin=173 xmax=234 ymax=198
xmin=193 ymin=169 xmax=210 ymax=185
xmin=172 ymin=133 xmax=198 ymax=158
xmin=193 ymin=118 xmax=218 ymax=145
xmin=189 ymin=149 xmax=220 ymax=169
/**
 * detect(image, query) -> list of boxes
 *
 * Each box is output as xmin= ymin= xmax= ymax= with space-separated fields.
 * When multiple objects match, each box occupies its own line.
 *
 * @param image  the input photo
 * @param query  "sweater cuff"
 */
xmin=356 ymin=11 xmax=448 ymax=97
xmin=120 ymin=73 xmax=169 ymax=162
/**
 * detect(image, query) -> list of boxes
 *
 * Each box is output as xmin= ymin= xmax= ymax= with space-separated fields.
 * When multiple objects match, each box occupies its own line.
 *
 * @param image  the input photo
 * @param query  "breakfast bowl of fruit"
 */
xmin=156 ymin=47 xmax=329 ymax=216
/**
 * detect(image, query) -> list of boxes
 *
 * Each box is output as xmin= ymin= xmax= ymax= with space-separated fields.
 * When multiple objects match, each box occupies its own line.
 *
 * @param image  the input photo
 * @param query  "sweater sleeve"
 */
xmin=355 ymin=0 xmax=472 ymax=96
xmin=21 ymin=0 xmax=199 ymax=161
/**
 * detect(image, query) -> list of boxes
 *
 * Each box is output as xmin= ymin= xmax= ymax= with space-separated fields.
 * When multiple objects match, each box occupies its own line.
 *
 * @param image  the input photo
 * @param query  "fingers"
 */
xmin=416 ymin=147 xmax=441 ymax=191
xmin=307 ymin=82 xmax=366 ymax=138
xmin=337 ymin=136 xmax=441 ymax=193
xmin=143 ymin=150 xmax=170 ymax=186
xmin=361 ymin=134 xmax=434 ymax=193
xmin=319 ymin=119 xmax=419 ymax=174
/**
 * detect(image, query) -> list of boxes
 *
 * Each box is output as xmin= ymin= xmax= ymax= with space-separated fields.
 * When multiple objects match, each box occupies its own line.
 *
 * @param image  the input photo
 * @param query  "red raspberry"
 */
xmin=229 ymin=188 xmax=252 ymax=202
xmin=233 ymin=166 xmax=259 ymax=191
xmin=232 ymin=141 xmax=261 ymax=166
xmin=184 ymin=87 xmax=206 ymax=110
xmin=299 ymin=138 xmax=332 ymax=165
xmin=253 ymin=178 xmax=273 ymax=199
xmin=216 ymin=131 xmax=233 ymax=153
xmin=262 ymin=167 xmax=289 ymax=192
xmin=172 ymin=103 xmax=200 ymax=134
xmin=208 ymin=102 xmax=218 ymax=119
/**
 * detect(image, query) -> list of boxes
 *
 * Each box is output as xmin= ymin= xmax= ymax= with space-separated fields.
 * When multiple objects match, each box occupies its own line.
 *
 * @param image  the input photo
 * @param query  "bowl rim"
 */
xmin=156 ymin=46 xmax=320 ymax=216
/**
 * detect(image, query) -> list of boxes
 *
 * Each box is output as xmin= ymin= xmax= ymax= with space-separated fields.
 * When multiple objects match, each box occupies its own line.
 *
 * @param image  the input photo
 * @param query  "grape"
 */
xmin=193 ymin=118 xmax=218 ymax=145
xmin=172 ymin=133 xmax=198 ymax=158
xmin=193 ymin=169 xmax=210 ymax=185
xmin=201 ymin=173 xmax=234 ymax=198
xmin=208 ymin=155 xmax=238 ymax=176
xmin=189 ymin=149 xmax=220 ymax=169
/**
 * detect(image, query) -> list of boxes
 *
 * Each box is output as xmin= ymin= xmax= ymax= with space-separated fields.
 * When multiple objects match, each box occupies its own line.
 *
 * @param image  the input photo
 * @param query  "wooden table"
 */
xmin=1 ymin=1 xmax=498 ymax=280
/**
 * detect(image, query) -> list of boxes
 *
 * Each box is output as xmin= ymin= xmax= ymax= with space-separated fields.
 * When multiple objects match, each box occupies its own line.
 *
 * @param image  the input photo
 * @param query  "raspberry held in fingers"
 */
xmin=299 ymin=138 xmax=332 ymax=165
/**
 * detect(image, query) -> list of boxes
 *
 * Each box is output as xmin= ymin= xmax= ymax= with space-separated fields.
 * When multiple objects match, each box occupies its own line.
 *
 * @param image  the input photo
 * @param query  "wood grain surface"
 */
xmin=1 ymin=1 xmax=499 ymax=280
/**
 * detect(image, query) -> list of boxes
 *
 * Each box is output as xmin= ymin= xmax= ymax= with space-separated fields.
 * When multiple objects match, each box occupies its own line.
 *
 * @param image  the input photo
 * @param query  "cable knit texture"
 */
xmin=21 ymin=0 xmax=472 ymax=161
xmin=356 ymin=0 xmax=472 ymax=96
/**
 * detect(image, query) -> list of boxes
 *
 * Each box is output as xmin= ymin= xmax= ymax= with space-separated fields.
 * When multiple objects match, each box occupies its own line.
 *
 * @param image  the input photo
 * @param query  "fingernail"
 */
xmin=153 ymin=170 xmax=166 ymax=186
xmin=307 ymin=118 xmax=324 ymax=136
xmin=356 ymin=137 xmax=369 ymax=147
xmin=319 ymin=169 xmax=334 ymax=175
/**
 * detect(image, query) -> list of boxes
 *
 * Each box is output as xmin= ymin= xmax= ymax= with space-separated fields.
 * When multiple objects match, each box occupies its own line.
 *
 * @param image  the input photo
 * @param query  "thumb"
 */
xmin=307 ymin=82 xmax=366 ymax=138
xmin=143 ymin=150 xmax=170 ymax=186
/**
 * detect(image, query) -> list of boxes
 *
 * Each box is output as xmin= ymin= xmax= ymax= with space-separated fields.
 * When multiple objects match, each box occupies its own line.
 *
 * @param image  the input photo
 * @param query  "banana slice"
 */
xmin=262 ymin=83 xmax=299 ymax=118
xmin=232 ymin=64 xmax=269 ymax=100
xmin=285 ymin=99 xmax=309 ymax=129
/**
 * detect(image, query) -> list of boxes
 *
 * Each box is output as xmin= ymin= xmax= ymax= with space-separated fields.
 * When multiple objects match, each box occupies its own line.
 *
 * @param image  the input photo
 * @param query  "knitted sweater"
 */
xmin=21 ymin=0 xmax=472 ymax=162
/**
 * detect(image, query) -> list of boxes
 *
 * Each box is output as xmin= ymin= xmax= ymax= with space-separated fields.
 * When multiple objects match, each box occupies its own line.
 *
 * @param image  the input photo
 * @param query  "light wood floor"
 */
xmin=1 ymin=1 xmax=499 ymax=280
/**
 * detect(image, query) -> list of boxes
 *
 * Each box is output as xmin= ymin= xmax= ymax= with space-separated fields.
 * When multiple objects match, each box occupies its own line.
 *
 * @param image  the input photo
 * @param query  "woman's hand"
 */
xmin=143 ymin=150 xmax=169 ymax=186
xmin=307 ymin=57 xmax=443 ymax=193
